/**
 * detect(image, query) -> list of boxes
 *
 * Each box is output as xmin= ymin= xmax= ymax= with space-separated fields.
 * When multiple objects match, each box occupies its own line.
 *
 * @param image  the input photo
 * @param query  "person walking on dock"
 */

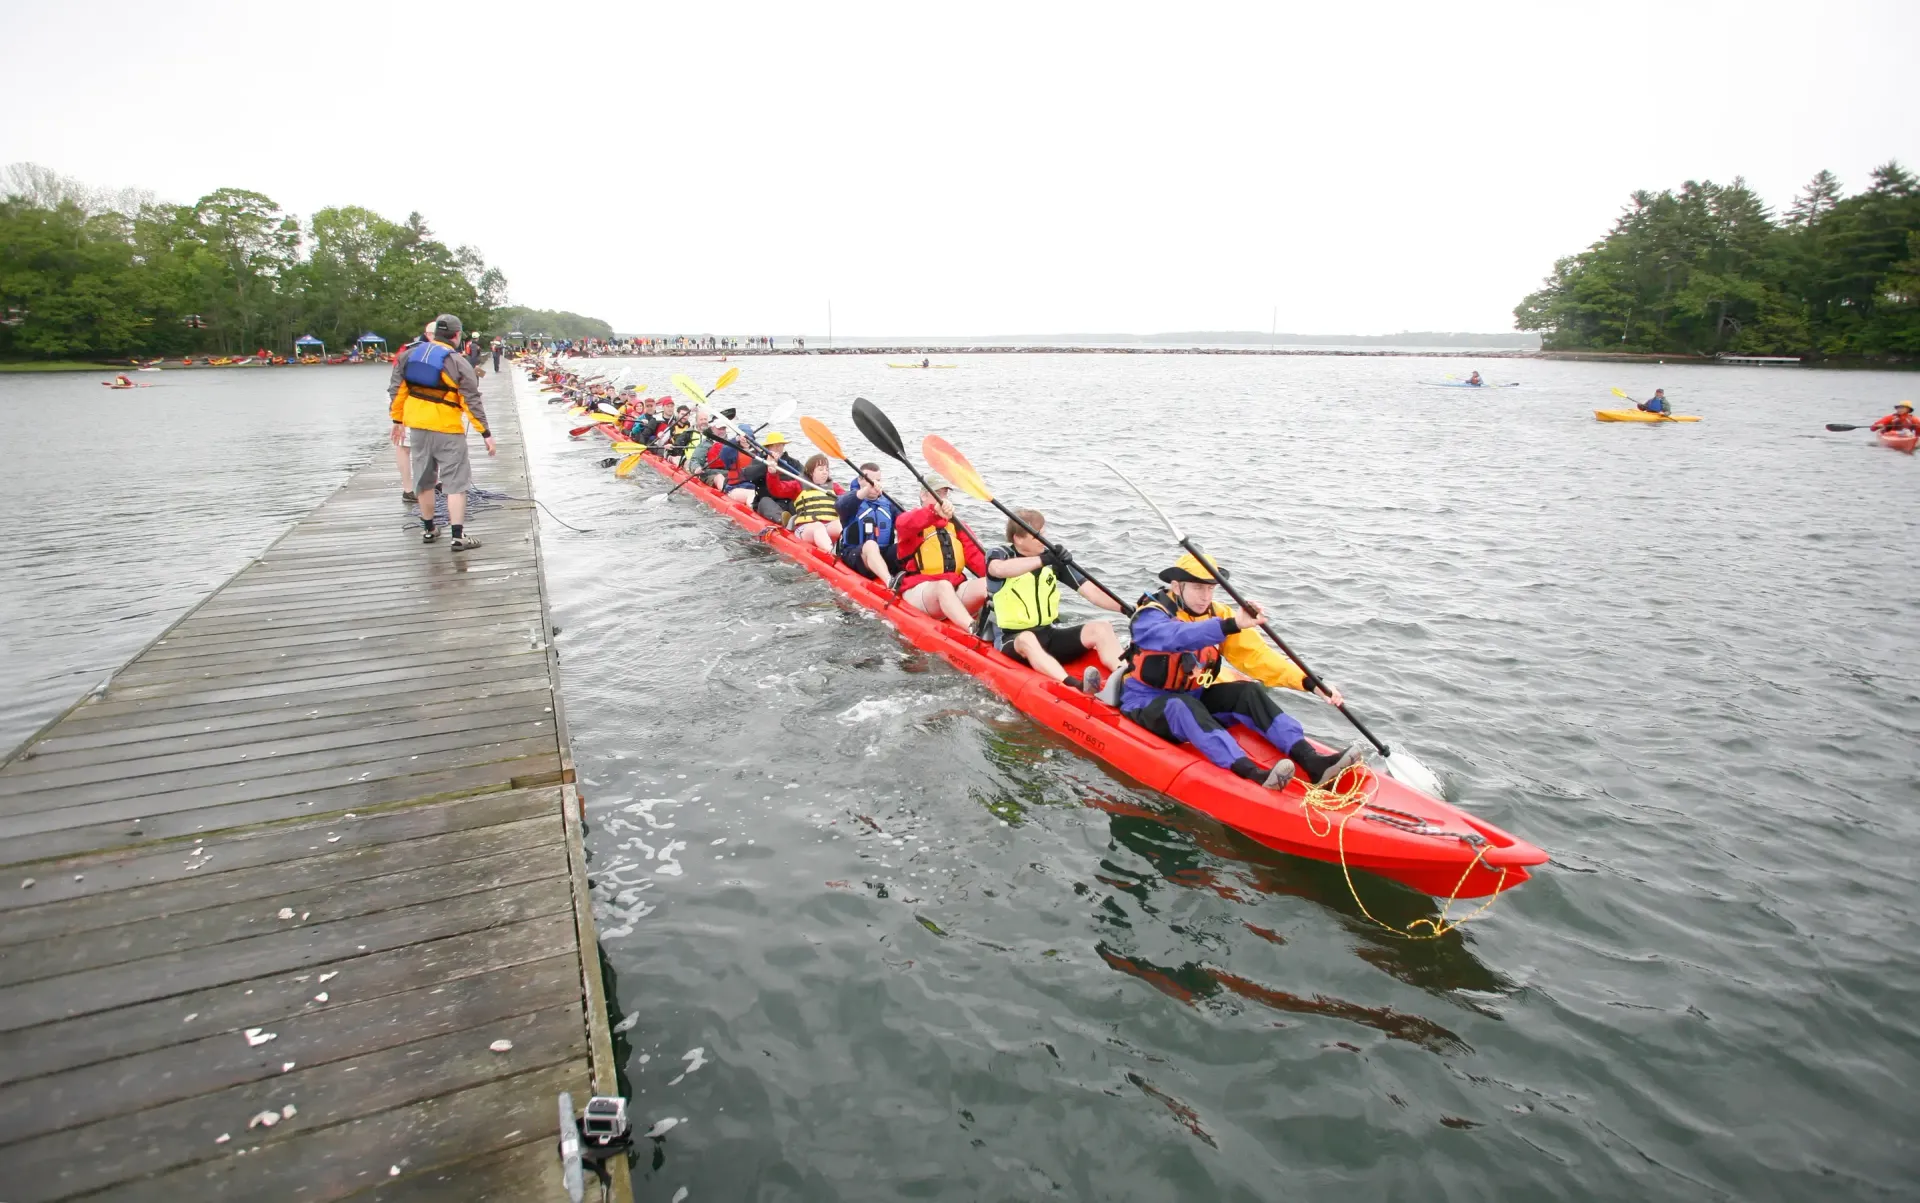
xmin=389 ymin=314 xmax=494 ymax=551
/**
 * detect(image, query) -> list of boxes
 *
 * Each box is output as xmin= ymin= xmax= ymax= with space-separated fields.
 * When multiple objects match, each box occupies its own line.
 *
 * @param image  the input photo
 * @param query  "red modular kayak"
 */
xmin=630 ymin=451 xmax=1546 ymax=899
xmin=1879 ymin=431 xmax=1918 ymax=453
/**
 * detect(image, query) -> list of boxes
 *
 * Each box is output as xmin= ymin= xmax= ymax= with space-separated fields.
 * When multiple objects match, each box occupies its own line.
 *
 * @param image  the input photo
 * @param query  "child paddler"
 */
xmin=982 ymin=508 xmax=1123 ymax=693
xmin=891 ymin=473 xmax=987 ymax=632
xmin=787 ymin=455 xmax=844 ymax=553
xmin=1122 ymin=554 xmax=1360 ymax=789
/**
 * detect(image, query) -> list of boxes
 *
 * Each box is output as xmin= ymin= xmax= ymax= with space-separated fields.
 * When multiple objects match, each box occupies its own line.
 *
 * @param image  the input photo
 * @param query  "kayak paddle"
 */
xmin=1824 ymin=423 xmax=1876 ymax=432
xmin=1610 ymin=386 xmax=1680 ymax=421
xmin=920 ymin=435 xmax=1133 ymax=615
xmin=850 ymin=398 xmax=990 ymax=553
xmin=1099 ymin=458 xmax=1444 ymax=797
xmin=800 ymin=415 xmax=906 ymax=510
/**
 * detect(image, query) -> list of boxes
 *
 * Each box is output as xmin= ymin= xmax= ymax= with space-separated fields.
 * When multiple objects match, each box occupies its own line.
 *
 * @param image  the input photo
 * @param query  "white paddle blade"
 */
xmin=1380 ymin=746 xmax=1443 ymax=798
xmin=1098 ymin=459 xmax=1186 ymax=542
xmin=766 ymin=398 xmax=797 ymax=425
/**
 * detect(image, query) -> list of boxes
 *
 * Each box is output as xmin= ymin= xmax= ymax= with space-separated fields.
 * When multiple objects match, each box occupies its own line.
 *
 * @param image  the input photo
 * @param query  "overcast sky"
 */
xmin=4 ymin=0 xmax=1914 ymax=336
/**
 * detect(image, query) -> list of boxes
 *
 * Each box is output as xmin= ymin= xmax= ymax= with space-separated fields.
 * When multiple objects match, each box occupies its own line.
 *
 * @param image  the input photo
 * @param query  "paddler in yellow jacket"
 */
xmin=1120 ymin=554 xmax=1360 ymax=788
xmin=388 ymin=313 xmax=494 ymax=551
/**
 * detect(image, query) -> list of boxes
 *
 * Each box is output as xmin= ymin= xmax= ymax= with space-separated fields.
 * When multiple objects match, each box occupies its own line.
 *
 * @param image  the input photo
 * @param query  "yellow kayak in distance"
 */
xmin=1594 ymin=409 xmax=1700 ymax=423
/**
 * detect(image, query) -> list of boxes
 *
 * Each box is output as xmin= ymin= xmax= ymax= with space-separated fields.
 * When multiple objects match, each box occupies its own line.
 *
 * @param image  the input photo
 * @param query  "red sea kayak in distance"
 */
xmin=630 ymin=452 xmax=1546 ymax=899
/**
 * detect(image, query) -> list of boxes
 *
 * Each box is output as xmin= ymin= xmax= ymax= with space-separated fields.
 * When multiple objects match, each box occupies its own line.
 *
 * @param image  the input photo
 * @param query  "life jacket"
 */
xmin=1126 ymin=590 xmax=1222 ymax=693
xmin=401 ymin=341 xmax=462 ymax=407
xmin=1877 ymin=411 xmax=1918 ymax=432
xmin=989 ymin=562 xmax=1059 ymax=632
xmin=789 ymin=486 xmax=839 ymax=527
xmin=911 ymin=521 xmax=963 ymax=577
xmin=839 ymin=496 xmax=896 ymax=554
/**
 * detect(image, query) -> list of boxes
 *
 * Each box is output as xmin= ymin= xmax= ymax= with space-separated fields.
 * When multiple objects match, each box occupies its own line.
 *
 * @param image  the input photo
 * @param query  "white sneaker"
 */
xmin=1262 ymin=759 xmax=1295 ymax=790
xmin=1312 ymin=744 xmax=1364 ymax=787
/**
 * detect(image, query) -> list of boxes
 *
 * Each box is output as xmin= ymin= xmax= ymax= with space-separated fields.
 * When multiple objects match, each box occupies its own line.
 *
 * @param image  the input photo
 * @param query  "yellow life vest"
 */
xmin=913 ymin=522 xmax=962 ymax=576
xmin=989 ymin=564 xmax=1059 ymax=631
xmin=789 ymin=487 xmax=838 ymax=527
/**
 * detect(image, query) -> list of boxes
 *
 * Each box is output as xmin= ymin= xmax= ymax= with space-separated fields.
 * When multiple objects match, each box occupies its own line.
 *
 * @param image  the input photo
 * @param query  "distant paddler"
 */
xmin=1637 ymin=388 xmax=1670 ymax=415
xmin=1465 ymin=370 xmax=1483 ymax=386
xmin=1870 ymin=400 xmax=1917 ymax=435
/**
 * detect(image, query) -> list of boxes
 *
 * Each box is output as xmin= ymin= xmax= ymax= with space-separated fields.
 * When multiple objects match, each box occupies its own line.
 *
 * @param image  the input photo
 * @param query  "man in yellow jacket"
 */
xmin=1120 ymin=554 xmax=1359 ymax=788
xmin=389 ymin=314 xmax=494 ymax=551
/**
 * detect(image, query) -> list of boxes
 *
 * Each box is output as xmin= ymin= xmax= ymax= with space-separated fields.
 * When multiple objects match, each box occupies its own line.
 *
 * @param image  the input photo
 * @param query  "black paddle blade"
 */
xmin=597 ymin=457 xmax=620 ymax=468
xmin=1825 ymin=423 xmax=1862 ymax=432
xmin=851 ymin=397 xmax=906 ymax=461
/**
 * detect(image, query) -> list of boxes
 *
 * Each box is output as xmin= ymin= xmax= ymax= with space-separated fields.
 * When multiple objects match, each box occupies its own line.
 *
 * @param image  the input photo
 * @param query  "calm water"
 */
xmin=5 ymin=355 xmax=1916 ymax=1200
xmin=518 ymin=355 xmax=1919 ymax=1203
xmin=0 ymin=366 xmax=388 ymax=757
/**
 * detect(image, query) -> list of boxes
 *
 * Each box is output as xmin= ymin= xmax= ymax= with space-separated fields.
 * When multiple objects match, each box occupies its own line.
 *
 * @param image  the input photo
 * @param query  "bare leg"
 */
xmin=447 ymin=491 xmax=466 ymax=529
xmin=1012 ymin=630 xmax=1069 ymax=681
xmin=860 ymin=541 xmax=890 ymax=579
xmin=913 ymin=580 xmax=973 ymax=630
xmin=1082 ymin=620 xmax=1122 ymax=671
xmin=395 ymin=442 xmax=412 ymax=491
xmin=957 ymin=577 xmax=988 ymax=614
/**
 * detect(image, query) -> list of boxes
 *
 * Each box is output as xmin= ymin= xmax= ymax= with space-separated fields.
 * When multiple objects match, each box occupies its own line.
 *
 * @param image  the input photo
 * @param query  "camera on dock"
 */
xmin=581 ymin=1095 xmax=631 ymax=1147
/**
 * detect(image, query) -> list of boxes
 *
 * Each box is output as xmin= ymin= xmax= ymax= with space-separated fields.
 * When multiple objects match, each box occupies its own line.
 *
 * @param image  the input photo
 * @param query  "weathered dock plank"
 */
xmin=0 ymin=369 xmax=628 ymax=1201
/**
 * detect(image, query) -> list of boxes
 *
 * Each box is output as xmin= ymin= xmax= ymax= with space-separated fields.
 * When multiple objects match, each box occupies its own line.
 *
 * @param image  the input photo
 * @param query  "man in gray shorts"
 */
xmin=388 ymin=313 xmax=495 ymax=551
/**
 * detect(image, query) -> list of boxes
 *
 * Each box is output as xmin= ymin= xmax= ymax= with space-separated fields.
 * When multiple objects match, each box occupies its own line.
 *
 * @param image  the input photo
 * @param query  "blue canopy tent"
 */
xmin=356 ymin=332 xmax=387 ymax=348
xmin=294 ymin=334 xmax=325 ymax=358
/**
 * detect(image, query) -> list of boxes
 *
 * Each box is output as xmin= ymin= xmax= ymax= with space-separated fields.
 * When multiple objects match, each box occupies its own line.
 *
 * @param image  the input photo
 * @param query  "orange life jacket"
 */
xmin=1125 ymin=590 xmax=1223 ymax=693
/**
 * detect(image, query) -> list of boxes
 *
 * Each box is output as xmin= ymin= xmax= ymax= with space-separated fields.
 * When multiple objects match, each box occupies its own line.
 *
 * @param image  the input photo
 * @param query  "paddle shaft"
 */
xmin=828 ymin=455 xmax=907 ymax=513
xmin=1179 ymin=540 xmax=1392 ymax=758
xmin=873 ymin=451 xmax=991 ymax=567
xmin=980 ymin=496 xmax=1134 ymax=616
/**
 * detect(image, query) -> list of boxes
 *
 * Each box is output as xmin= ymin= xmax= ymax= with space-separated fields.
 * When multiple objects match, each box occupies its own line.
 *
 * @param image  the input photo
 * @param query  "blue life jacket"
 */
xmin=402 ymin=341 xmax=458 ymax=402
xmin=839 ymin=496 xmax=896 ymax=555
xmin=1645 ymin=396 xmax=1669 ymax=414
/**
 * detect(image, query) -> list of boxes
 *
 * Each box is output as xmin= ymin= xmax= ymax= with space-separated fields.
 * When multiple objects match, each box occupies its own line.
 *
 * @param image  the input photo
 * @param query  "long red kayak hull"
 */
xmin=633 ymin=452 xmax=1546 ymax=899
xmin=1879 ymin=430 xmax=1918 ymax=453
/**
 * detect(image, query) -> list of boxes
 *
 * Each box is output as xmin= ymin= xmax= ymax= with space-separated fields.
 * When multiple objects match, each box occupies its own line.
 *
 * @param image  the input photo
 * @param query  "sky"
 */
xmin=3 ymin=0 xmax=1915 ymax=337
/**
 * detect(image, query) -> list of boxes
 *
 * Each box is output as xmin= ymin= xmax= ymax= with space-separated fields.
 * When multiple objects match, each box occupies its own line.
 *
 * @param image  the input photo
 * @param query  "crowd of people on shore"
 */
xmin=536 ymin=363 xmax=1364 ymax=794
xmin=535 ymin=334 xmax=782 ymax=357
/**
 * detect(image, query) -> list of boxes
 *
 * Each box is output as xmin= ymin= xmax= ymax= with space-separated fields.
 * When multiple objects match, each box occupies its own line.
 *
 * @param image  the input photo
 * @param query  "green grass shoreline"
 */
xmin=0 ymin=361 xmax=121 ymax=373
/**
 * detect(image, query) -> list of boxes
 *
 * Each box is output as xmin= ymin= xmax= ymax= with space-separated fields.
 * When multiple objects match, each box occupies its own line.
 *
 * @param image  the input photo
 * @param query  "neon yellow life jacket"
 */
xmin=990 ymin=564 xmax=1059 ymax=631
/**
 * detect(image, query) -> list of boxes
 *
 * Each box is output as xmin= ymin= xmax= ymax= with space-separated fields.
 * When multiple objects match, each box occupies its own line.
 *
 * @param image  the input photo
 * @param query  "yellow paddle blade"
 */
xmin=1610 ymin=387 xmax=1634 ymax=400
xmin=921 ymin=435 xmax=993 ymax=502
xmin=672 ymin=373 xmax=706 ymax=406
xmin=713 ymin=366 xmax=741 ymax=392
xmin=800 ymin=415 xmax=845 ymax=461
xmin=614 ymin=452 xmax=645 ymax=478
xmin=610 ymin=441 xmax=644 ymax=451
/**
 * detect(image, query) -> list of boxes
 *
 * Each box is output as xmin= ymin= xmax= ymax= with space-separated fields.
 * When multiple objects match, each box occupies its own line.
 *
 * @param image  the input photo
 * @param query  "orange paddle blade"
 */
xmin=921 ymin=435 xmax=992 ymax=502
xmin=800 ymin=415 xmax=845 ymax=461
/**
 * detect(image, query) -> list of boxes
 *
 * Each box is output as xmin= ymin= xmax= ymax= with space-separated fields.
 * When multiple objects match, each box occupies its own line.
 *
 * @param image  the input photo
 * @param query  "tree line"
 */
xmin=1514 ymin=162 xmax=1920 ymax=359
xmin=0 ymin=163 xmax=520 ymax=360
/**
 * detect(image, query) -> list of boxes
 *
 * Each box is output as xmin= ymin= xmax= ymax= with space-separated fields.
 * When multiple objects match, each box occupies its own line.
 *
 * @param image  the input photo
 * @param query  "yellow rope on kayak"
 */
xmin=1295 ymin=761 xmax=1509 ymax=940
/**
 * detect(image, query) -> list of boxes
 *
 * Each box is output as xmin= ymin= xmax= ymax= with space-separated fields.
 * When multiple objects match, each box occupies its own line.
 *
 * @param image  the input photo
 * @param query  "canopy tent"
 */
xmin=355 ymin=332 xmax=387 ymax=346
xmin=294 ymin=334 xmax=325 ymax=358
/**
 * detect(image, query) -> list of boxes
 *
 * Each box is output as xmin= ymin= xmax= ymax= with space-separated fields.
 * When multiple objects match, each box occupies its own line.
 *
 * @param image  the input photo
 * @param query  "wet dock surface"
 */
xmin=0 ymin=371 xmax=626 ymax=1201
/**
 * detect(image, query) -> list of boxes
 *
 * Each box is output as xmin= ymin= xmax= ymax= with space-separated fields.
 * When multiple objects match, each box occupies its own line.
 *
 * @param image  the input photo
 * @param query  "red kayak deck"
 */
xmin=1879 ymin=430 xmax=1917 ymax=453
xmin=631 ymin=451 xmax=1546 ymax=899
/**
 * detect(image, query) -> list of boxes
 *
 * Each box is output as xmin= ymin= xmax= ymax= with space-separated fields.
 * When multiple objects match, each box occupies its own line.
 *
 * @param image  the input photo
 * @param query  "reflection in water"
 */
xmin=1095 ymin=943 xmax=1469 ymax=1055
xmin=983 ymin=712 xmax=1514 ymax=997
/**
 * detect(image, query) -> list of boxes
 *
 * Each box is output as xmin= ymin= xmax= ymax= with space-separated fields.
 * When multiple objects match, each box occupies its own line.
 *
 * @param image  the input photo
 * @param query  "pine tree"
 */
xmin=1784 ymin=170 xmax=1841 ymax=228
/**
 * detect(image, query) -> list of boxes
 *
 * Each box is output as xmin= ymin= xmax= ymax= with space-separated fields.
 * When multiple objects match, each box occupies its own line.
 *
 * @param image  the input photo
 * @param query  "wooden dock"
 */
xmin=0 ymin=369 xmax=629 ymax=1201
